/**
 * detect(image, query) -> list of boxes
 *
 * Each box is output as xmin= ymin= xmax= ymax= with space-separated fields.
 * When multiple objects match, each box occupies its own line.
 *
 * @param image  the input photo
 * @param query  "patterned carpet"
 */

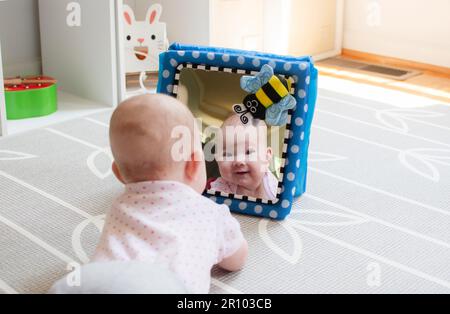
xmin=1 ymin=80 xmax=449 ymax=293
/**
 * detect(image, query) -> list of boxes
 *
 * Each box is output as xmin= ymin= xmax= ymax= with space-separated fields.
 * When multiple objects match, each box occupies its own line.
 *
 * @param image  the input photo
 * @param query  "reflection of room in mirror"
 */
xmin=175 ymin=65 xmax=295 ymax=204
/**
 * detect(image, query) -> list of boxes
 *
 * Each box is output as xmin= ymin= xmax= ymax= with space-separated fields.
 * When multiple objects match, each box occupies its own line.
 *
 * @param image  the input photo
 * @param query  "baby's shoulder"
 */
xmin=187 ymin=192 xmax=232 ymax=218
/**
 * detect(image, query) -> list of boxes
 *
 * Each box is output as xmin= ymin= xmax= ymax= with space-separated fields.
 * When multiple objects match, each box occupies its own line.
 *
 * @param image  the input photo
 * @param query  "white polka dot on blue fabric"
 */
xmin=207 ymin=52 xmax=215 ymax=60
xmin=209 ymin=196 xmax=217 ymax=202
xmin=288 ymin=130 xmax=294 ymax=139
xmin=222 ymin=54 xmax=230 ymax=62
xmin=301 ymin=132 xmax=305 ymax=141
xmin=177 ymin=51 xmax=185 ymax=57
xmin=305 ymin=76 xmax=310 ymax=85
xmin=237 ymin=56 xmax=246 ymax=65
xmin=285 ymin=159 xmax=289 ymax=166
xmin=170 ymin=59 xmax=178 ymax=67
xmin=292 ymin=187 xmax=296 ymax=196
xmin=269 ymin=210 xmax=278 ymax=219
xmin=254 ymin=205 xmax=263 ymax=214
xmin=239 ymin=202 xmax=247 ymax=210
xmin=298 ymin=89 xmax=306 ymax=99
xmin=296 ymin=159 xmax=301 ymax=168
xmin=299 ymin=62 xmax=307 ymax=70
xmin=295 ymin=117 xmax=304 ymax=126
xmin=224 ymin=199 xmax=232 ymax=206
xmin=280 ymin=185 xmax=285 ymax=193
xmin=287 ymin=172 xmax=295 ymax=181
xmin=282 ymin=200 xmax=290 ymax=208
xmin=292 ymin=75 xmax=299 ymax=83
xmin=252 ymin=58 xmax=261 ymax=67
xmin=162 ymin=70 xmax=170 ymax=79
xmin=166 ymin=85 xmax=173 ymax=93
xmin=192 ymin=51 xmax=200 ymax=59
xmin=268 ymin=60 xmax=277 ymax=69
xmin=291 ymin=145 xmax=300 ymax=154
xmin=284 ymin=63 xmax=292 ymax=71
xmin=304 ymin=104 xmax=309 ymax=113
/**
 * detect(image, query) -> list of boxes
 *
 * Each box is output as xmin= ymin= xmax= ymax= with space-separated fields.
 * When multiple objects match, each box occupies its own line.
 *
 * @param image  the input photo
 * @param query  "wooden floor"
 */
xmin=123 ymin=55 xmax=450 ymax=103
xmin=316 ymin=52 xmax=450 ymax=103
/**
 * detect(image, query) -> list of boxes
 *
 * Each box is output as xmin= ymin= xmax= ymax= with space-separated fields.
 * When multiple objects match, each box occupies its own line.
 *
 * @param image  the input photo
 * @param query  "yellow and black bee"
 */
xmin=233 ymin=64 xmax=297 ymax=126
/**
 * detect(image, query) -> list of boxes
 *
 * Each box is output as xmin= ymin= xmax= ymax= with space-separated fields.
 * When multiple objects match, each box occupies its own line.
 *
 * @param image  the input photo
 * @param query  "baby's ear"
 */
xmin=123 ymin=4 xmax=135 ymax=26
xmin=112 ymin=162 xmax=126 ymax=184
xmin=266 ymin=147 xmax=273 ymax=161
xmin=146 ymin=4 xmax=162 ymax=25
xmin=184 ymin=150 xmax=204 ymax=179
xmin=184 ymin=150 xmax=207 ymax=194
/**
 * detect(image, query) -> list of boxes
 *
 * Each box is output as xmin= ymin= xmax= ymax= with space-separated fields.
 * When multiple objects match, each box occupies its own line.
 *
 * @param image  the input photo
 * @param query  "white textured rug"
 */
xmin=0 ymin=78 xmax=449 ymax=294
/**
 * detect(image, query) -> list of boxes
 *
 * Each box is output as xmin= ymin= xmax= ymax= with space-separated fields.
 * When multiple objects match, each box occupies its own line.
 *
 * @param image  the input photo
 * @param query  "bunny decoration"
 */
xmin=122 ymin=4 xmax=169 ymax=74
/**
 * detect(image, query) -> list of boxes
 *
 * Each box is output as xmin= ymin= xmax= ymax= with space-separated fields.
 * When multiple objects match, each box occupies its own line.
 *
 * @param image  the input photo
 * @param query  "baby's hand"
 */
xmin=218 ymin=239 xmax=248 ymax=272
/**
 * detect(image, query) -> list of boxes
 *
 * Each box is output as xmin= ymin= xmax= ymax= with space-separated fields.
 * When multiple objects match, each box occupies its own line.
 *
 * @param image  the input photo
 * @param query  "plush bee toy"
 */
xmin=233 ymin=64 xmax=297 ymax=126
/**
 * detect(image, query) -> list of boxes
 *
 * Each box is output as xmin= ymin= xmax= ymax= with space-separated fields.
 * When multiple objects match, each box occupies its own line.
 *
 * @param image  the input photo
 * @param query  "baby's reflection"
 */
xmin=207 ymin=114 xmax=278 ymax=201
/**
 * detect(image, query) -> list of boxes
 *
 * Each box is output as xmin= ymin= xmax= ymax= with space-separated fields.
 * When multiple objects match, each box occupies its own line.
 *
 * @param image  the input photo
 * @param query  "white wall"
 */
xmin=343 ymin=0 xmax=450 ymax=68
xmin=124 ymin=0 xmax=210 ymax=46
xmin=0 ymin=0 xmax=42 ymax=76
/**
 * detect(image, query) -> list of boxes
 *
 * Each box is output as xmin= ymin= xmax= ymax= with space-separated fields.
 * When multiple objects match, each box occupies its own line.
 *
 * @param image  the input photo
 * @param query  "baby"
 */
xmin=73 ymin=95 xmax=247 ymax=294
xmin=209 ymin=114 xmax=278 ymax=201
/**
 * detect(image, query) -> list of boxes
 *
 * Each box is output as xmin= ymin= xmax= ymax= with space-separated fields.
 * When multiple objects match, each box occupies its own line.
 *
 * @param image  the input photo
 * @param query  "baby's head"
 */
xmin=110 ymin=94 xmax=206 ymax=193
xmin=216 ymin=114 xmax=273 ymax=190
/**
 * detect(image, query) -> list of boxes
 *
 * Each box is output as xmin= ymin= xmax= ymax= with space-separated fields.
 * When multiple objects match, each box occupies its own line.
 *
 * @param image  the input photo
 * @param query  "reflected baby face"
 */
xmin=216 ymin=122 xmax=272 ymax=190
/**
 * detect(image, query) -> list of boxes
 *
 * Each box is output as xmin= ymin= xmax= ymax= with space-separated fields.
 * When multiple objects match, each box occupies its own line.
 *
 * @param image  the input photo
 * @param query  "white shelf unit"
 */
xmin=0 ymin=0 xmax=119 ymax=137
xmin=5 ymin=92 xmax=111 ymax=135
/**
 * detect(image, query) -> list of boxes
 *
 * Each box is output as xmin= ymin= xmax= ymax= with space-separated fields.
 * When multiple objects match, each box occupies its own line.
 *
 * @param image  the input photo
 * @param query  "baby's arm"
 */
xmin=218 ymin=239 xmax=248 ymax=272
xmin=215 ymin=205 xmax=248 ymax=272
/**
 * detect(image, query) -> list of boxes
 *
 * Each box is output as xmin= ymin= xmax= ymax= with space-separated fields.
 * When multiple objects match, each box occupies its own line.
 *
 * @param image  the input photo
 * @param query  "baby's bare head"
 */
xmin=110 ymin=94 xmax=196 ymax=183
xmin=220 ymin=114 xmax=269 ymax=150
xmin=221 ymin=114 xmax=268 ymax=132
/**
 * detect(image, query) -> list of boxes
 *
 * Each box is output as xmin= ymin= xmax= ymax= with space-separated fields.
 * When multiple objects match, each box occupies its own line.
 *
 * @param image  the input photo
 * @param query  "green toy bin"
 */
xmin=5 ymin=83 xmax=57 ymax=120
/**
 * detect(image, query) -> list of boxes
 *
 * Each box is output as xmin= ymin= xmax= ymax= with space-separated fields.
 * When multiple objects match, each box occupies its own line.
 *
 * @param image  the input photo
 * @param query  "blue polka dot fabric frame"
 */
xmin=157 ymin=43 xmax=318 ymax=220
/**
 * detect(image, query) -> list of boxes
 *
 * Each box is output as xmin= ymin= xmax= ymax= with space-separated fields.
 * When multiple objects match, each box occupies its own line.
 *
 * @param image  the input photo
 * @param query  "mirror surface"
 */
xmin=177 ymin=68 xmax=289 ymax=202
